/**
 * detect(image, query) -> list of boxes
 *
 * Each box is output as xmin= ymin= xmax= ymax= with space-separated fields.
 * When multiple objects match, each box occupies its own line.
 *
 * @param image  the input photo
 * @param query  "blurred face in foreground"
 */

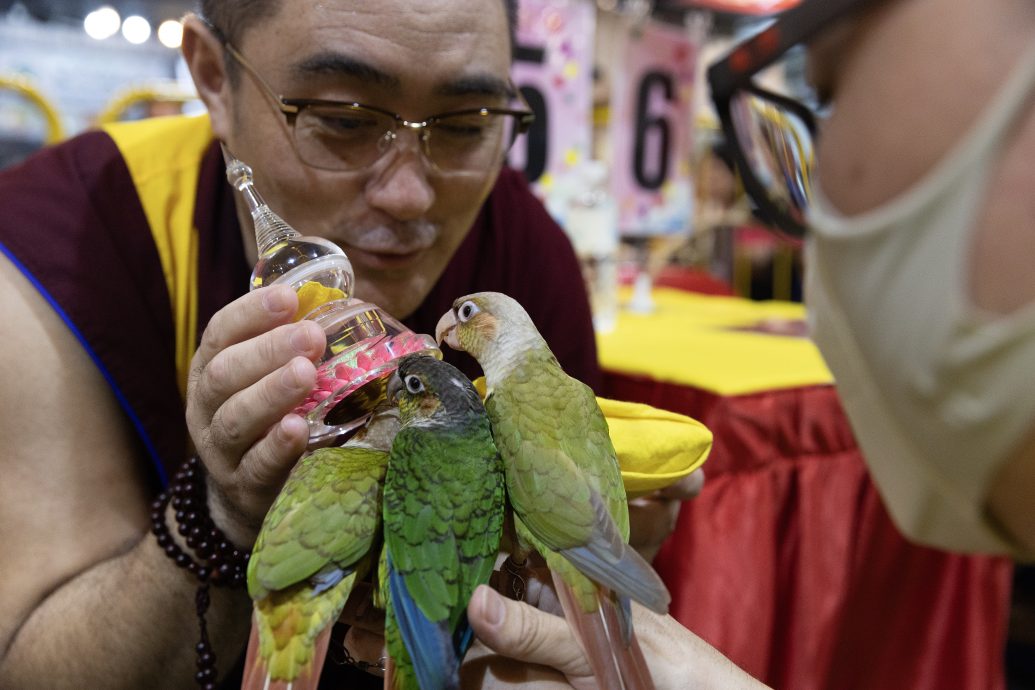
xmin=710 ymin=0 xmax=1035 ymax=555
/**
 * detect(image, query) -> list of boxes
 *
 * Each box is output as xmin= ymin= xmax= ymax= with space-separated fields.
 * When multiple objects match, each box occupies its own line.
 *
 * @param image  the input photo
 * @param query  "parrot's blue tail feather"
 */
xmin=560 ymin=493 xmax=670 ymax=614
xmin=388 ymin=560 xmax=460 ymax=690
xmin=618 ymin=593 xmax=633 ymax=645
xmin=453 ymin=611 xmax=476 ymax=659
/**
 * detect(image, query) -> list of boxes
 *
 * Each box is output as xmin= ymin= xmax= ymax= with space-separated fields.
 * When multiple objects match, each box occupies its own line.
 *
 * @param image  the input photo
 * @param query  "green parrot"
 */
xmin=436 ymin=291 xmax=670 ymax=690
xmin=240 ymin=406 xmax=400 ymax=690
xmin=379 ymin=353 xmax=506 ymax=690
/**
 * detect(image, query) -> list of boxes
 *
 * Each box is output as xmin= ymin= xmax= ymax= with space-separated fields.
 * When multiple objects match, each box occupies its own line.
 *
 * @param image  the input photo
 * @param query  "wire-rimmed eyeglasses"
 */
xmin=202 ymin=18 xmax=534 ymax=174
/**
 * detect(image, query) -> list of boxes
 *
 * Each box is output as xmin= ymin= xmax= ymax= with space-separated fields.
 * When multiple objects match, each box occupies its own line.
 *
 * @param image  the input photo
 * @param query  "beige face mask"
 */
xmin=802 ymin=41 xmax=1035 ymax=557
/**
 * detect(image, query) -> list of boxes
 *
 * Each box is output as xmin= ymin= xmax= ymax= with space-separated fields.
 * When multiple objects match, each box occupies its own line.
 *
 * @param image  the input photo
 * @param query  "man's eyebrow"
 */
xmin=292 ymin=53 xmax=401 ymax=89
xmin=290 ymin=55 xmax=514 ymax=100
xmin=435 ymin=75 xmax=517 ymax=100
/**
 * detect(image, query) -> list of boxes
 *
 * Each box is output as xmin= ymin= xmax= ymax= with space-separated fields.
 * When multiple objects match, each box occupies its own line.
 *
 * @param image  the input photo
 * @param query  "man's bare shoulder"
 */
xmin=0 ymin=252 xmax=151 ymax=653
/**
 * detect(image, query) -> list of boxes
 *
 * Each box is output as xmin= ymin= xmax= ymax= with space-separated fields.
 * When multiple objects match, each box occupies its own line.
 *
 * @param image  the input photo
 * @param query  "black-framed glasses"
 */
xmin=204 ymin=20 xmax=534 ymax=174
xmin=708 ymin=0 xmax=878 ymax=236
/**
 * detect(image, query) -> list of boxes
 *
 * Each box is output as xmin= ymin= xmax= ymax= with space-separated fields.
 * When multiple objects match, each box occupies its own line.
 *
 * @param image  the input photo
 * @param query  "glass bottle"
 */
xmin=224 ymin=149 xmax=439 ymax=446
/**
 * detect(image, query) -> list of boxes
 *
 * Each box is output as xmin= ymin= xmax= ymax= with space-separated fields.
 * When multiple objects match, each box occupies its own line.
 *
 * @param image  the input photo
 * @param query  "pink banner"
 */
xmin=508 ymin=0 xmax=595 ymax=190
xmin=669 ymin=0 xmax=798 ymax=13
xmin=607 ymin=20 xmax=698 ymax=236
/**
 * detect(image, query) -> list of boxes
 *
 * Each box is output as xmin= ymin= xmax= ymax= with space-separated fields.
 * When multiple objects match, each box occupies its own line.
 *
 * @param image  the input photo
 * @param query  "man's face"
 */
xmin=214 ymin=0 xmax=512 ymax=318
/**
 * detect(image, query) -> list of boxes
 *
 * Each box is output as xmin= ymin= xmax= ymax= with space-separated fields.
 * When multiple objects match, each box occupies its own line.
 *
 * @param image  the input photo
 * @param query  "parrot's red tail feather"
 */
xmin=241 ymin=618 xmax=263 ymax=690
xmin=599 ymin=591 xmax=655 ymax=690
xmin=553 ymin=572 xmax=649 ymax=690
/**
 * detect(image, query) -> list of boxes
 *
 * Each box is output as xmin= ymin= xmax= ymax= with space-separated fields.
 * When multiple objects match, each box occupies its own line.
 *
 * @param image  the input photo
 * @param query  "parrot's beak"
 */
xmin=386 ymin=371 xmax=403 ymax=402
xmin=435 ymin=310 xmax=460 ymax=349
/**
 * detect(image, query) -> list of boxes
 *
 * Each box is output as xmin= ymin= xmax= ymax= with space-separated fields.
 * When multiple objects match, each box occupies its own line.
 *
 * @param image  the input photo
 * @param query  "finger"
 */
xmin=658 ymin=469 xmax=705 ymax=500
xmin=627 ymin=496 xmax=681 ymax=562
xmin=491 ymin=554 xmax=559 ymax=614
xmin=198 ymin=320 xmax=325 ymax=409
xmin=189 ymin=285 xmax=299 ymax=374
xmin=205 ymin=355 xmax=317 ymax=468
xmin=467 ymin=585 xmax=592 ymax=680
xmin=191 ymin=322 xmax=323 ymax=453
xmin=519 ymin=568 xmax=562 ymax=615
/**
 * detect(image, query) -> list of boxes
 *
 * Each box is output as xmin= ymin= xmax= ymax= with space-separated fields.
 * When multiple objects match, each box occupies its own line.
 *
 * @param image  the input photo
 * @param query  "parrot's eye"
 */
xmin=457 ymin=300 xmax=480 ymax=323
xmin=403 ymin=374 xmax=425 ymax=394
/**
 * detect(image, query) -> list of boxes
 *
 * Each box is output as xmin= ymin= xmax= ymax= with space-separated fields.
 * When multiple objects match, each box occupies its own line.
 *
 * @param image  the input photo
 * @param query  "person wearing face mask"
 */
xmin=709 ymin=0 xmax=1035 ymax=561
xmin=464 ymin=0 xmax=1034 ymax=688
xmin=0 ymin=0 xmax=709 ymax=687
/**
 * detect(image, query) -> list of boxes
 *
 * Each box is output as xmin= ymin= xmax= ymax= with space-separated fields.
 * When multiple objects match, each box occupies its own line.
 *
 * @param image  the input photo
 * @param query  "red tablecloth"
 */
xmin=599 ymin=292 xmax=1013 ymax=690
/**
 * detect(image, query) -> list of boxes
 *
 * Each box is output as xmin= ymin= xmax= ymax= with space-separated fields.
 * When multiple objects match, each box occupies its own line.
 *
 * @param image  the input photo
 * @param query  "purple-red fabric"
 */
xmin=607 ymin=372 xmax=1013 ymax=690
xmin=653 ymin=265 xmax=735 ymax=296
xmin=0 ymin=131 xmax=181 ymax=489
xmin=0 ymin=131 xmax=599 ymax=489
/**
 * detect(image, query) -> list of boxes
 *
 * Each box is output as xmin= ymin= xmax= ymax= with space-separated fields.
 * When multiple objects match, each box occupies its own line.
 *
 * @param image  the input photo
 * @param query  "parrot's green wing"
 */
xmin=487 ymin=358 xmax=626 ymax=546
xmin=488 ymin=351 xmax=668 ymax=614
xmin=383 ymin=423 xmax=504 ymax=626
xmin=248 ymin=445 xmax=388 ymax=599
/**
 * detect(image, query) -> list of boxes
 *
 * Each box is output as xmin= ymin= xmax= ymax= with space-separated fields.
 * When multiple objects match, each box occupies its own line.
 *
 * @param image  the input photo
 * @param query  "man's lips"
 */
xmin=342 ymin=245 xmax=428 ymax=271
xmin=333 ymin=222 xmax=438 ymax=272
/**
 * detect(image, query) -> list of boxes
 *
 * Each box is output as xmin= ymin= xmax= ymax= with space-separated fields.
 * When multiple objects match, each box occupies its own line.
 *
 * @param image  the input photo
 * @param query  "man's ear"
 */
xmin=180 ymin=13 xmax=233 ymax=141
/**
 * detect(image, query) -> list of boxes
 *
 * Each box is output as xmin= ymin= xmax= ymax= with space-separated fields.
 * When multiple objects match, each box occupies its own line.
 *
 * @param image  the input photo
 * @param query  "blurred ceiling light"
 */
xmin=122 ymin=15 xmax=151 ymax=44
xmin=84 ymin=6 xmax=121 ymax=40
xmin=157 ymin=19 xmax=183 ymax=49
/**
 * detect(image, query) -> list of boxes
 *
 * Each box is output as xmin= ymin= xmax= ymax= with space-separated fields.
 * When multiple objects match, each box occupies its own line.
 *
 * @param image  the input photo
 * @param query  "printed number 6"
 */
xmin=633 ymin=70 xmax=674 ymax=190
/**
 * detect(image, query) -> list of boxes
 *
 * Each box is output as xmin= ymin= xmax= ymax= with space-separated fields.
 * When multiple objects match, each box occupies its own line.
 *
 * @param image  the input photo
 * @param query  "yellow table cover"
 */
xmin=597 ymin=287 xmax=833 ymax=396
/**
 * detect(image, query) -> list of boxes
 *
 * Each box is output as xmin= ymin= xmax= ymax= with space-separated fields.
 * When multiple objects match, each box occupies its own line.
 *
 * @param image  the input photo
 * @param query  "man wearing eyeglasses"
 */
xmin=0 ymin=0 xmax=710 ymax=688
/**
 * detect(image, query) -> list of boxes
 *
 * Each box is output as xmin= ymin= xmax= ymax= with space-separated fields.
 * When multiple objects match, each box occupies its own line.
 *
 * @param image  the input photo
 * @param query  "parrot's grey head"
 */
xmin=387 ymin=354 xmax=485 ymax=427
xmin=434 ymin=291 xmax=541 ymax=362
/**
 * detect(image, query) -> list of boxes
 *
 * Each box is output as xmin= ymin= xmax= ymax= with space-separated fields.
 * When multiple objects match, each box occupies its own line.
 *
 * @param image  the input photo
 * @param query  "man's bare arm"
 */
xmin=0 ymin=255 xmax=251 ymax=688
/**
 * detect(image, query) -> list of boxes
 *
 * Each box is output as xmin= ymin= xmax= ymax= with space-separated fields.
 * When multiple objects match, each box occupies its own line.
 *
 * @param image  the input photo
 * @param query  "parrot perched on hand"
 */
xmin=380 ymin=353 xmax=506 ymax=690
xmin=240 ymin=406 xmax=400 ymax=690
xmin=436 ymin=291 xmax=670 ymax=690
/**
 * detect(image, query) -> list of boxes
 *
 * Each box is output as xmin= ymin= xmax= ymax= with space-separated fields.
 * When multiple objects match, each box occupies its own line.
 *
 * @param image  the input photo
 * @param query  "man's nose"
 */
xmin=364 ymin=130 xmax=435 ymax=221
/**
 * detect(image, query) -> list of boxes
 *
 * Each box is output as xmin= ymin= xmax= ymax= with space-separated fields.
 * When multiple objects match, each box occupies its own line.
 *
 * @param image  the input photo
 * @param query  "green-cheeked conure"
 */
xmin=436 ymin=291 xmax=670 ymax=690
xmin=380 ymin=354 xmax=505 ymax=690
xmin=241 ymin=406 xmax=399 ymax=690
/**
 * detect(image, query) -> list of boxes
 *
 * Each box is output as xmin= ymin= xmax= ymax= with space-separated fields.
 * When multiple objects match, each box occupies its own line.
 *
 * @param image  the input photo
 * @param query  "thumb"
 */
xmin=467 ymin=585 xmax=591 ymax=679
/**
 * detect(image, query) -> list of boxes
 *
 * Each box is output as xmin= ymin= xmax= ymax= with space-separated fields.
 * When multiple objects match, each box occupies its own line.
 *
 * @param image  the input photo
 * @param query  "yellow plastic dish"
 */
xmin=472 ymin=377 xmax=711 ymax=498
